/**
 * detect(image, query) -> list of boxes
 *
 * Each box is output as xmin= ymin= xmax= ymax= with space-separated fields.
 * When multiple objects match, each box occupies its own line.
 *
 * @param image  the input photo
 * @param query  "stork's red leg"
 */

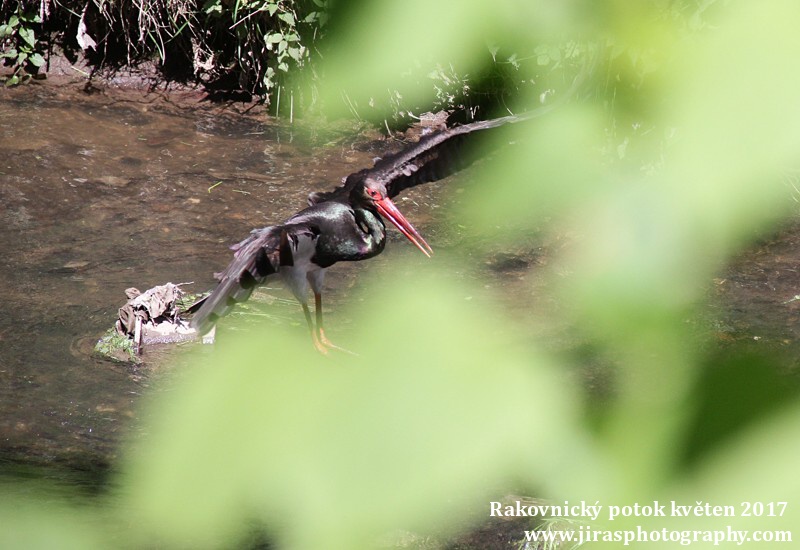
xmin=314 ymin=291 xmax=324 ymax=341
xmin=301 ymin=302 xmax=329 ymax=354
xmin=314 ymin=292 xmax=356 ymax=355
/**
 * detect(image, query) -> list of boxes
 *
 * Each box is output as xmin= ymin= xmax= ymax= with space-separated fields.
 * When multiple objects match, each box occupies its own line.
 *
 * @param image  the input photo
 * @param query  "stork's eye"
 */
xmin=367 ymin=188 xmax=381 ymax=199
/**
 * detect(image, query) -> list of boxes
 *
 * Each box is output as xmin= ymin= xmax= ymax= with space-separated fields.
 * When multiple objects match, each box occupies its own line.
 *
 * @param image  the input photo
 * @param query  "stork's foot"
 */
xmin=312 ymin=329 xmax=357 ymax=356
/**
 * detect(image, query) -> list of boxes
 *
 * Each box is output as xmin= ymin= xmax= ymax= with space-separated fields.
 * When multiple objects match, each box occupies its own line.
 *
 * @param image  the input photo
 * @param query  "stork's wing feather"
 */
xmin=190 ymin=225 xmax=290 ymax=333
xmin=374 ymin=112 xmax=535 ymax=199
xmin=308 ymin=111 xmax=538 ymax=206
xmin=308 ymin=50 xmax=598 ymax=205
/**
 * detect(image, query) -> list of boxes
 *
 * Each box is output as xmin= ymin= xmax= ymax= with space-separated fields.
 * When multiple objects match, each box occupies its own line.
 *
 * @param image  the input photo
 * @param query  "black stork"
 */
xmin=190 ymin=112 xmax=533 ymax=352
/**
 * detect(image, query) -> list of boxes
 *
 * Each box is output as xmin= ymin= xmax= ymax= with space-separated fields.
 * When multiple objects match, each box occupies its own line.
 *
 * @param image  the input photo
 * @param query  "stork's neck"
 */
xmin=353 ymin=205 xmax=386 ymax=238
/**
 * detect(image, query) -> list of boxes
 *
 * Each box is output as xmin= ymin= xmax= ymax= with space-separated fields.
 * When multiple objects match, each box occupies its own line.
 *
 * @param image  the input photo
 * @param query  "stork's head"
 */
xmin=355 ymin=178 xmax=433 ymax=257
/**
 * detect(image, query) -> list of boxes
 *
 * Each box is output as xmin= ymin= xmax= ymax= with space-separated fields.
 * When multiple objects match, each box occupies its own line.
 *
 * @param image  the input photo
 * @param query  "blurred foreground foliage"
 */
xmin=5 ymin=1 xmax=800 ymax=548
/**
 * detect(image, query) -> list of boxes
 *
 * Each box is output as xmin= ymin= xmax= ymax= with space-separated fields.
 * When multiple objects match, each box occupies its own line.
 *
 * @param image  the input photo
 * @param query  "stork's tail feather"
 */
xmin=190 ymin=227 xmax=282 ymax=334
xmin=189 ymin=276 xmax=260 ymax=335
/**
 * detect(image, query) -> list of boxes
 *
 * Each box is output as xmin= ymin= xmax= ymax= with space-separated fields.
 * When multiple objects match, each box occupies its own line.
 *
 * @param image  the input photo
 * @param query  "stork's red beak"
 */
xmin=375 ymin=197 xmax=433 ymax=257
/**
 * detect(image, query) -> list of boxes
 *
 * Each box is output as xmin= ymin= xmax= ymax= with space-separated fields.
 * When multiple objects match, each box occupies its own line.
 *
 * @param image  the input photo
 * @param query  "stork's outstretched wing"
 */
xmin=307 ymin=112 xmax=536 ymax=205
xmin=309 ymin=48 xmax=599 ymax=205
xmin=372 ymin=112 xmax=537 ymax=199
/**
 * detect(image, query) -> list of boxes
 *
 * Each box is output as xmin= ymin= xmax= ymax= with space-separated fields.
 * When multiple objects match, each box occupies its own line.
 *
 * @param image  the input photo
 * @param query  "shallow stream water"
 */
xmin=0 ymin=81 xmax=441 ymax=475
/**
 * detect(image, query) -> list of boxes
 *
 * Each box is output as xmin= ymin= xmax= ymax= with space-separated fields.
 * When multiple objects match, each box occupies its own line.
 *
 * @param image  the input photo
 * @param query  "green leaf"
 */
xmin=278 ymin=12 xmax=295 ymax=25
xmin=287 ymin=46 xmax=303 ymax=62
xmin=266 ymin=32 xmax=283 ymax=44
xmin=117 ymin=274 xmax=582 ymax=549
xmin=20 ymin=11 xmax=42 ymax=24
xmin=18 ymin=26 xmax=35 ymax=48
xmin=202 ymin=0 xmax=222 ymax=15
xmin=0 ymin=495 xmax=109 ymax=549
xmin=0 ymin=24 xmax=12 ymax=37
xmin=28 ymin=52 xmax=45 ymax=68
xmin=8 ymin=15 xmax=19 ymax=28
